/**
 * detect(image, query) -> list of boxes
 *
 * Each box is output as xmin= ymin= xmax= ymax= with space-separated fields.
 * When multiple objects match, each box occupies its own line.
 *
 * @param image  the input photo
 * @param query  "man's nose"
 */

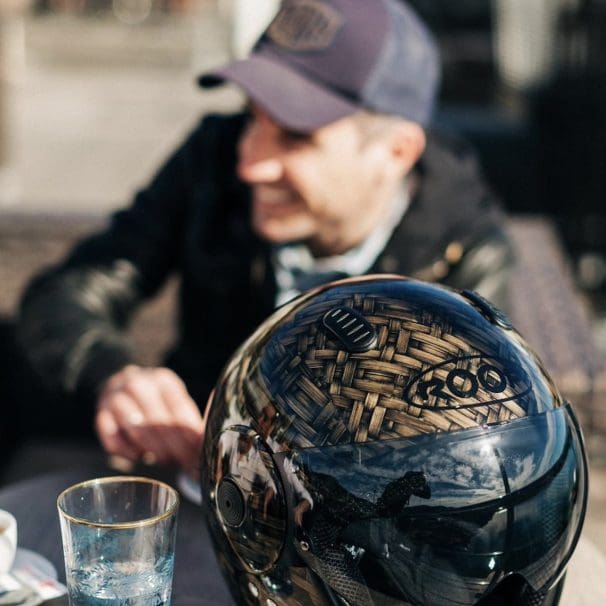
xmin=237 ymin=128 xmax=284 ymax=184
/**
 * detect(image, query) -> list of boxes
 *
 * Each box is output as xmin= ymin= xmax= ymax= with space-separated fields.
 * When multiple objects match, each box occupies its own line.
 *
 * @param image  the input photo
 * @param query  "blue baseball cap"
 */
xmin=199 ymin=0 xmax=441 ymax=132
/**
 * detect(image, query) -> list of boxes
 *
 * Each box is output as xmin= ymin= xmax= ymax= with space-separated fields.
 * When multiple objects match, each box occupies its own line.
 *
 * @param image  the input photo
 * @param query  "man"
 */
xmin=17 ymin=0 xmax=513 ymax=474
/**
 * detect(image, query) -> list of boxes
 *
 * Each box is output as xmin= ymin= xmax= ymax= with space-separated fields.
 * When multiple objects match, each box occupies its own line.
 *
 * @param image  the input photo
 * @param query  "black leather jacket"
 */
xmin=17 ymin=113 xmax=514 ymax=410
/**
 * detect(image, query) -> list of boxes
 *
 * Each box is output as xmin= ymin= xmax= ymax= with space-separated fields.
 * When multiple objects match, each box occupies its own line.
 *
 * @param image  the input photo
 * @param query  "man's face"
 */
xmin=237 ymin=105 xmax=404 ymax=257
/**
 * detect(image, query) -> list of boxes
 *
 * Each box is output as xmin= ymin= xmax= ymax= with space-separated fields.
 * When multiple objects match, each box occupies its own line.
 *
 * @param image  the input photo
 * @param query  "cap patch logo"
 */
xmin=268 ymin=0 xmax=344 ymax=52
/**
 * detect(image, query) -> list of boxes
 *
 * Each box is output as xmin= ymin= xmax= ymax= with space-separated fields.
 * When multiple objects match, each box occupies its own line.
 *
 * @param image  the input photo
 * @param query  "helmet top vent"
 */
xmin=322 ymin=306 xmax=378 ymax=353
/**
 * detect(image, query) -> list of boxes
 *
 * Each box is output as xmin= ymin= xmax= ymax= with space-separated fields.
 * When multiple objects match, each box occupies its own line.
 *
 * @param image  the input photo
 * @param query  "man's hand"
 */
xmin=95 ymin=365 xmax=205 ymax=471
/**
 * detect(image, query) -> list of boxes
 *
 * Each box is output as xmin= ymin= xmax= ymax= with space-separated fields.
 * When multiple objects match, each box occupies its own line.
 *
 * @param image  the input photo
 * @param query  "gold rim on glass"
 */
xmin=57 ymin=476 xmax=180 ymax=529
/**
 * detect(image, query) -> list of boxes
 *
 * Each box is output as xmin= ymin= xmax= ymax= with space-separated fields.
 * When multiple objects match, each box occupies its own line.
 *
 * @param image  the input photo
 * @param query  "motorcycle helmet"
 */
xmin=200 ymin=276 xmax=588 ymax=606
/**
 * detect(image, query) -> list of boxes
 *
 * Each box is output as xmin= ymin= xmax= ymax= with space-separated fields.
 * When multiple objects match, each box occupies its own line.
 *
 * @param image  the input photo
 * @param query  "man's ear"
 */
xmin=388 ymin=120 xmax=426 ymax=174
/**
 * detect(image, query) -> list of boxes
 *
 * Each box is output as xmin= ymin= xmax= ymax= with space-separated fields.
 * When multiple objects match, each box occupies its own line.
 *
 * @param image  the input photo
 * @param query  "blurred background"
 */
xmin=1 ymin=0 xmax=606 ymax=556
xmin=0 ymin=0 xmax=605 ymax=336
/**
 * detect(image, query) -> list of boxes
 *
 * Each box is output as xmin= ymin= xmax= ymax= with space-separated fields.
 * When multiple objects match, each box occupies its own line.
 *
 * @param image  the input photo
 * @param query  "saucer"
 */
xmin=12 ymin=547 xmax=58 ymax=580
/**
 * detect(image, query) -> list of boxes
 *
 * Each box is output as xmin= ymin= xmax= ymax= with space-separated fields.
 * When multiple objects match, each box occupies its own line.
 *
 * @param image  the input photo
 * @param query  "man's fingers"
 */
xmin=95 ymin=407 xmax=141 ymax=462
xmin=156 ymin=370 xmax=205 ymax=432
xmin=103 ymin=391 xmax=170 ymax=464
xmin=114 ymin=369 xmax=188 ymax=466
xmin=119 ymin=369 xmax=173 ymax=425
xmin=154 ymin=369 xmax=205 ymax=464
xmin=96 ymin=366 xmax=205 ymax=469
xmin=99 ymin=364 xmax=142 ymax=396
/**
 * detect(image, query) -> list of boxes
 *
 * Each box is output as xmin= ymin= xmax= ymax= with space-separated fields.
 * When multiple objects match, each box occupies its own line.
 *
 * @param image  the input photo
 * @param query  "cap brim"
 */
xmin=199 ymin=55 xmax=359 ymax=133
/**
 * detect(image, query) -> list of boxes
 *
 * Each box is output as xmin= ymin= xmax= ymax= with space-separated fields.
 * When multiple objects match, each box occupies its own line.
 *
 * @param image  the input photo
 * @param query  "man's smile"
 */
xmin=253 ymin=187 xmax=301 ymax=214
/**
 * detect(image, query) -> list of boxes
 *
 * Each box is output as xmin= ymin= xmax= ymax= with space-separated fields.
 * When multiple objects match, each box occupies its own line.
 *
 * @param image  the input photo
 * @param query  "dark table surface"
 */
xmin=2 ymin=462 xmax=606 ymax=605
xmin=0 ymin=468 xmax=234 ymax=605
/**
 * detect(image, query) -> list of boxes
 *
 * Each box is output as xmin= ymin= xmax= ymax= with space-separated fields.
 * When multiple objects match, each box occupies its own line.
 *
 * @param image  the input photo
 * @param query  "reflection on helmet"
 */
xmin=200 ymin=276 xmax=588 ymax=606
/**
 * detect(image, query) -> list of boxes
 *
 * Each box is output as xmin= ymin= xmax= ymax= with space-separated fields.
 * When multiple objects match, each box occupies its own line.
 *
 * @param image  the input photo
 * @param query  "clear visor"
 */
xmin=274 ymin=406 xmax=587 ymax=606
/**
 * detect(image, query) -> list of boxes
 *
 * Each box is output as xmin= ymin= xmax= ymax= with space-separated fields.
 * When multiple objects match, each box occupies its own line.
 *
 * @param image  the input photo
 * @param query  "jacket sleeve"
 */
xmin=444 ymin=226 xmax=516 ymax=315
xmin=421 ymin=131 xmax=517 ymax=315
xmin=16 ymin=118 xmax=207 ymax=405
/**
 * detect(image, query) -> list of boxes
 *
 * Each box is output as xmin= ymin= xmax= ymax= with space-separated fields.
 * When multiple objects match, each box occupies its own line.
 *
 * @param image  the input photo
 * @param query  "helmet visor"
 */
xmin=274 ymin=405 xmax=587 ymax=606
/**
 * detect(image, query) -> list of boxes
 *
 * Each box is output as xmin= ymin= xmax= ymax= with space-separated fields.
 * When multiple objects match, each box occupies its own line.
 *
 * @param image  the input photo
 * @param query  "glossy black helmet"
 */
xmin=200 ymin=276 xmax=588 ymax=606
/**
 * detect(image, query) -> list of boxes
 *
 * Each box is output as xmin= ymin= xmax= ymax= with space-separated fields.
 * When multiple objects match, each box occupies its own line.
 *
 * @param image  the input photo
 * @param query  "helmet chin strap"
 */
xmin=476 ymin=575 xmax=566 ymax=606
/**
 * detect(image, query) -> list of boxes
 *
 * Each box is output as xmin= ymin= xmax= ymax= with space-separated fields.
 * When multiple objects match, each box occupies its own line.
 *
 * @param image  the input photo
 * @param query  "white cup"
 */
xmin=0 ymin=510 xmax=17 ymax=573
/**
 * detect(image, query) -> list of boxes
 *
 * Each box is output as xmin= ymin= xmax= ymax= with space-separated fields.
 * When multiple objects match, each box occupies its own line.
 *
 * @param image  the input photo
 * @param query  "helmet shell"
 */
xmin=201 ymin=276 xmax=587 ymax=606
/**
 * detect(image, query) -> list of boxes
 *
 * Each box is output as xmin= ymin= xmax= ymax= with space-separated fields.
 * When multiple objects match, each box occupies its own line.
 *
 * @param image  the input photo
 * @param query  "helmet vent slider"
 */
xmin=322 ymin=306 xmax=377 ymax=353
xmin=461 ymin=289 xmax=513 ymax=329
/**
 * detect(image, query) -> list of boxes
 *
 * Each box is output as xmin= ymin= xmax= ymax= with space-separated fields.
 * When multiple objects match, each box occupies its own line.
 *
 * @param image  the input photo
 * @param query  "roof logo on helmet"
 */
xmin=404 ymin=355 xmax=532 ymax=410
xmin=322 ymin=307 xmax=378 ymax=353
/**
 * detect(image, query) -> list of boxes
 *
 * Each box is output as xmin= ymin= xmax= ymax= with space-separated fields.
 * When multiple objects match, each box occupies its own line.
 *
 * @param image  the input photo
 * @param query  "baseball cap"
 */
xmin=199 ymin=0 xmax=441 ymax=132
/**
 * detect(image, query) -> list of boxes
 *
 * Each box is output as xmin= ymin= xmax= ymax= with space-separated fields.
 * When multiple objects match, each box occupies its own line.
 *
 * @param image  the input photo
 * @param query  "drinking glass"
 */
xmin=57 ymin=476 xmax=179 ymax=606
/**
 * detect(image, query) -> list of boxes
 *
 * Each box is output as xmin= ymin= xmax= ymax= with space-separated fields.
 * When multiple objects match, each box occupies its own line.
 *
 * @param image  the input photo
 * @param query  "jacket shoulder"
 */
xmin=189 ymin=112 xmax=248 ymax=150
xmin=421 ymin=130 xmax=488 ymax=184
